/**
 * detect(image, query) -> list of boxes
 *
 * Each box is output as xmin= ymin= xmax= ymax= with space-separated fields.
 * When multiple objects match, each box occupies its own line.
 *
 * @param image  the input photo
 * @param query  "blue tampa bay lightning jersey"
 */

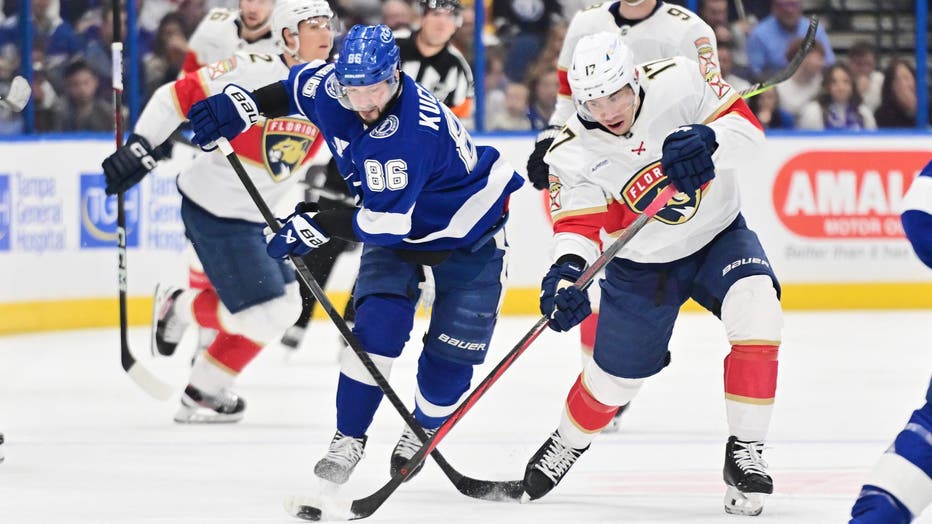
xmin=280 ymin=60 xmax=525 ymax=251
xmin=902 ymin=158 xmax=932 ymax=269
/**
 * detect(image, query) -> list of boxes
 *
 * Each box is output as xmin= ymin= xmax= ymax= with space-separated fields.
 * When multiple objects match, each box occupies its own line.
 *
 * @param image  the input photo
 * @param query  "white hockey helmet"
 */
xmin=568 ymin=31 xmax=639 ymax=122
xmin=271 ymin=0 xmax=337 ymax=58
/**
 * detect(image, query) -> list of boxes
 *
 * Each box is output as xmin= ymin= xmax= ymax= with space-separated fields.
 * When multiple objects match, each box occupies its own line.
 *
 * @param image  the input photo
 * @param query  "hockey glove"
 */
xmin=102 ymin=134 xmax=171 ymax=195
xmin=187 ymin=84 xmax=259 ymax=148
xmin=265 ymin=201 xmax=330 ymax=259
xmin=540 ymin=258 xmax=591 ymax=332
xmin=526 ymin=126 xmax=561 ymax=190
xmin=660 ymin=124 xmax=717 ymax=195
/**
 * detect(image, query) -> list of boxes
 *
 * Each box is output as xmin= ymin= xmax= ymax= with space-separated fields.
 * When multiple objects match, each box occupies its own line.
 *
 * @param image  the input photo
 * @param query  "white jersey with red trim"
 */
xmin=134 ymin=52 xmax=325 ymax=222
xmin=545 ymin=56 xmax=764 ymax=265
xmin=550 ymin=1 xmax=719 ymax=128
xmin=183 ymin=7 xmax=277 ymax=73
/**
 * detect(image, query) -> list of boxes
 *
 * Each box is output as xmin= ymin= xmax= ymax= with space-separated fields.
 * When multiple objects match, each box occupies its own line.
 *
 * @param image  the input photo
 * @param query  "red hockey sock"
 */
xmin=565 ymin=374 xmax=619 ymax=432
xmin=189 ymin=268 xmax=211 ymax=290
xmin=206 ymin=331 xmax=263 ymax=374
xmin=192 ymin=288 xmax=221 ymax=330
xmin=724 ymin=344 xmax=779 ymax=403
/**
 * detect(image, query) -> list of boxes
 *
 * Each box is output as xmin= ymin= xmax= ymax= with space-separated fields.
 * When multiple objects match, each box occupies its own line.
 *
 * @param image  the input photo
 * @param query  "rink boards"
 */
xmin=0 ymin=133 xmax=930 ymax=333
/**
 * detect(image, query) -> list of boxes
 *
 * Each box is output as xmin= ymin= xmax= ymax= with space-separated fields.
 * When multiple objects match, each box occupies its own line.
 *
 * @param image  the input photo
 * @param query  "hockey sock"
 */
xmin=558 ymin=374 xmax=619 ymax=449
xmin=850 ymin=485 xmax=912 ymax=524
xmin=334 ymin=294 xmax=413 ymax=437
xmin=724 ymin=344 xmax=778 ymax=441
xmin=413 ymin=351 xmax=473 ymax=428
xmin=189 ymin=348 xmax=237 ymax=394
xmin=189 ymin=267 xmax=211 ymax=290
xmin=192 ymin=288 xmax=221 ymax=330
xmin=856 ymin=402 xmax=932 ymax=521
xmin=205 ymin=331 xmax=263 ymax=374
xmin=335 ymin=373 xmax=384 ymax=438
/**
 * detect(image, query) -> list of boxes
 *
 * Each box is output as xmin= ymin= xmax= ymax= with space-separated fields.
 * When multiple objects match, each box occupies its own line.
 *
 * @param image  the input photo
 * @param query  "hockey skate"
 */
xmin=173 ymin=385 xmax=245 ymax=424
xmin=314 ymin=430 xmax=367 ymax=485
xmin=390 ymin=424 xmax=438 ymax=481
xmin=151 ymin=284 xmax=189 ymax=357
xmin=723 ymin=436 xmax=773 ymax=516
xmin=522 ymin=430 xmax=589 ymax=501
xmin=280 ymin=325 xmax=306 ymax=350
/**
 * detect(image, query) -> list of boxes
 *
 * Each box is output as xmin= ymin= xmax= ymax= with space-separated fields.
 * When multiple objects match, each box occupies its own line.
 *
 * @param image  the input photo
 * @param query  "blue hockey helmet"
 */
xmin=334 ymin=24 xmax=400 ymax=87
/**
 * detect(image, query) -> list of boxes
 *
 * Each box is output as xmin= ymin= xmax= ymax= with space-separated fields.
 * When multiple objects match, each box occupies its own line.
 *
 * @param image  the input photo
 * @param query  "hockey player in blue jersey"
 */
xmin=849 ymin=158 xmax=932 ymax=524
xmin=186 ymin=23 xmax=524 ymax=485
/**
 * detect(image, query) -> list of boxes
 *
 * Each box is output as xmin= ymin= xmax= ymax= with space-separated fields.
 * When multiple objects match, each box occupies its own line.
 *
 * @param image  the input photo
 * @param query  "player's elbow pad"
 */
xmin=902 ymin=209 xmax=932 ymax=269
xmin=253 ymin=81 xmax=292 ymax=119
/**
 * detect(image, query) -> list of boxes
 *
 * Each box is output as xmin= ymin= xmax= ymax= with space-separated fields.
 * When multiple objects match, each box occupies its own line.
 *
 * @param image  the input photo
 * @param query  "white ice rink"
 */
xmin=1 ymin=311 xmax=931 ymax=523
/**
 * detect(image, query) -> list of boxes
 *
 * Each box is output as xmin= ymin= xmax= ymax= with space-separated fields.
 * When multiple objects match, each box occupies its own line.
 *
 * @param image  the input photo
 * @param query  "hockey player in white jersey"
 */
xmin=183 ymin=0 xmax=279 ymax=74
xmin=527 ymin=0 xmax=721 ymax=191
xmin=849 ymin=159 xmax=932 ymax=524
xmin=101 ymin=0 xmax=336 ymax=423
xmin=521 ymin=33 xmax=782 ymax=517
xmin=181 ymin=0 xmax=281 ymax=357
xmin=524 ymin=0 xmax=721 ymax=430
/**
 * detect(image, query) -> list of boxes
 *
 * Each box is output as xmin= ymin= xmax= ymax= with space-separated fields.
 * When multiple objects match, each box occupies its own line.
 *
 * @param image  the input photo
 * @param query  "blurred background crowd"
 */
xmin=0 ymin=0 xmax=927 ymax=134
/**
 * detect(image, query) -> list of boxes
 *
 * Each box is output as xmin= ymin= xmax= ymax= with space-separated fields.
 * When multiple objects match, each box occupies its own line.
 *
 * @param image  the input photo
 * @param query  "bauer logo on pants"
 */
xmin=0 ymin=175 xmax=9 ymax=251
xmin=80 ymin=173 xmax=139 ymax=248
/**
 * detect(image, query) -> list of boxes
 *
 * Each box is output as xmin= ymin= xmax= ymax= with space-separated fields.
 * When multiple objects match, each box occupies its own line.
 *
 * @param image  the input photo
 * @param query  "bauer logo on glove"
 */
xmin=266 ymin=213 xmax=330 ymax=259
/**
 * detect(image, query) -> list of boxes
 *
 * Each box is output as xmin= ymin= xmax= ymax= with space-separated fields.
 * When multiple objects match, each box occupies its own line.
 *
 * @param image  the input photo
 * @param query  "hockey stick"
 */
xmin=733 ymin=0 xmax=748 ymax=26
xmin=0 ymin=75 xmax=31 ymax=112
xmin=739 ymin=16 xmax=819 ymax=99
xmin=112 ymin=2 xmax=173 ymax=401
xmin=287 ymin=184 xmax=680 ymax=521
xmin=212 ymin=137 xmax=521 ymax=501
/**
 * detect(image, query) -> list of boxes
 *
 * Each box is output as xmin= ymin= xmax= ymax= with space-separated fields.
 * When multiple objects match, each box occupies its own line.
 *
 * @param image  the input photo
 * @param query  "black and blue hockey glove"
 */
xmin=187 ymin=84 xmax=259 ymax=148
xmin=265 ymin=201 xmax=330 ymax=259
xmin=660 ymin=124 xmax=718 ymax=195
xmin=102 ymin=134 xmax=171 ymax=195
xmin=540 ymin=258 xmax=591 ymax=332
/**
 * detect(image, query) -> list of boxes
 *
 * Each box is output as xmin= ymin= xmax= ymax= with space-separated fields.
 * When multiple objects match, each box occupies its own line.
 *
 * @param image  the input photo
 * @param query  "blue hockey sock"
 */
xmin=851 ymin=401 xmax=932 ymax=522
xmin=850 ymin=485 xmax=912 ymax=524
xmin=335 ymin=373 xmax=384 ymax=437
xmin=413 ymin=351 xmax=473 ymax=428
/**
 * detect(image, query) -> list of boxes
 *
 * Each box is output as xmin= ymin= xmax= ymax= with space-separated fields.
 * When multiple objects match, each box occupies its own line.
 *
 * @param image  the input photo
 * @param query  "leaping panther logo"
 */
xmin=263 ymin=118 xmax=320 ymax=181
xmin=621 ymin=160 xmax=700 ymax=225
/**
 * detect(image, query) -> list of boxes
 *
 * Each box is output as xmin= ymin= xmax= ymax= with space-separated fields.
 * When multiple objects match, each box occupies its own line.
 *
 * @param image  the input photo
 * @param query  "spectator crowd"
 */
xmin=0 ymin=0 xmax=926 ymax=133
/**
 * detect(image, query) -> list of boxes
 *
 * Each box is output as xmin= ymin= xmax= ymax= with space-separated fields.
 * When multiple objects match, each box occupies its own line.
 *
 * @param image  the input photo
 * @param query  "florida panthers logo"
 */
xmin=621 ymin=160 xmax=700 ymax=225
xmin=548 ymin=174 xmax=562 ymax=212
xmin=262 ymin=118 xmax=320 ymax=181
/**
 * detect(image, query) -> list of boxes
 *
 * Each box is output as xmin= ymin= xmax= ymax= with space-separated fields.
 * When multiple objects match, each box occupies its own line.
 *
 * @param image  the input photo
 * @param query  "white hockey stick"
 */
xmin=0 ymin=76 xmax=31 ymax=112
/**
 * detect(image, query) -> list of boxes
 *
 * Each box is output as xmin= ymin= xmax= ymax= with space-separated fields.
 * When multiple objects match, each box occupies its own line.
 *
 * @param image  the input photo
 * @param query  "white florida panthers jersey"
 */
xmin=183 ymin=7 xmax=278 ymax=73
xmin=545 ymin=56 xmax=764 ymax=265
xmin=134 ymin=52 xmax=325 ymax=222
xmin=550 ymin=1 xmax=720 ymax=127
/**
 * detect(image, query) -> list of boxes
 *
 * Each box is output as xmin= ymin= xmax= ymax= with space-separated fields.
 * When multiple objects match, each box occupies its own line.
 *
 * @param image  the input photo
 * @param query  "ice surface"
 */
xmin=1 ymin=311 xmax=930 ymax=523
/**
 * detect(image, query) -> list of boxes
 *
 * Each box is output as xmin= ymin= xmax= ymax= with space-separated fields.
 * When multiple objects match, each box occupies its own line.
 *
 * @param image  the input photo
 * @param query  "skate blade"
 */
xmin=173 ymin=406 xmax=243 ymax=424
xmin=724 ymin=486 xmax=766 ymax=516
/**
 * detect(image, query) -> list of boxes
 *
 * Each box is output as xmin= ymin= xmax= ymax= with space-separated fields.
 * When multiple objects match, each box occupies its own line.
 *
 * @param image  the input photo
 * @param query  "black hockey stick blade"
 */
xmin=287 ymin=185 xmax=681 ymax=521
xmin=740 ymin=16 xmax=819 ymax=99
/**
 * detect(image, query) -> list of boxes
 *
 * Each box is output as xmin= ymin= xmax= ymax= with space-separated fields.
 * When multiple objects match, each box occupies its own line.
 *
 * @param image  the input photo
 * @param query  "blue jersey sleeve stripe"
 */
xmin=403 ymin=156 xmax=515 ymax=244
